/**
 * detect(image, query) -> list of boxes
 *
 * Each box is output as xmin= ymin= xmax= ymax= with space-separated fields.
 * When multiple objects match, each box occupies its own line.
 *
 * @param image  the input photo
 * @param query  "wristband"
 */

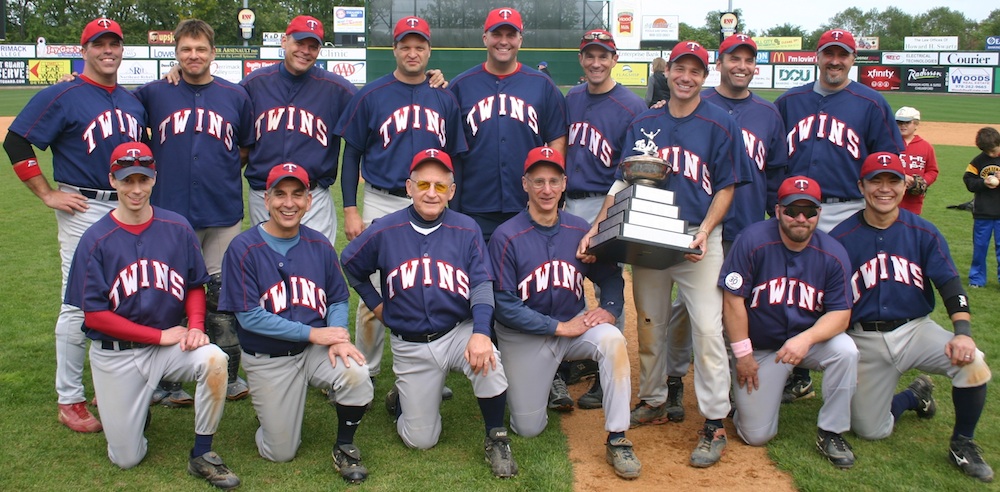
xmin=953 ymin=319 xmax=972 ymax=337
xmin=730 ymin=338 xmax=753 ymax=358
xmin=13 ymin=158 xmax=42 ymax=181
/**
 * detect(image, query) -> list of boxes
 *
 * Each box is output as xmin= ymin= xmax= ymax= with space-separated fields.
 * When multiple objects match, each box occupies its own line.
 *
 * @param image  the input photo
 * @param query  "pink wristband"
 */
xmin=730 ymin=338 xmax=753 ymax=358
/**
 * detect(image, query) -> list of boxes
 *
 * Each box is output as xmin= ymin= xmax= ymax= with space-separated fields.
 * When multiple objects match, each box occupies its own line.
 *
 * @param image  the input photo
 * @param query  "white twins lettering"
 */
xmin=82 ymin=110 xmax=143 ymax=154
xmin=385 ymin=258 xmax=470 ymax=300
xmin=109 ymin=259 xmax=186 ymax=310
xmin=260 ymin=276 xmax=328 ymax=318
xmin=465 ymin=94 xmax=539 ymax=137
xmin=253 ymin=106 xmax=329 ymax=146
xmin=517 ymin=260 xmax=584 ymax=301
xmin=786 ymin=113 xmax=861 ymax=160
xmin=849 ymin=253 xmax=924 ymax=302
xmin=378 ymin=105 xmax=447 ymax=148
xmin=742 ymin=128 xmax=767 ymax=172
xmin=657 ymin=146 xmax=714 ymax=194
xmin=749 ymin=277 xmax=825 ymax=311
xmin=568 ymin=122 xmax=614 ymax=167
xmin=157 ymin=109 xmax=238 ymax=150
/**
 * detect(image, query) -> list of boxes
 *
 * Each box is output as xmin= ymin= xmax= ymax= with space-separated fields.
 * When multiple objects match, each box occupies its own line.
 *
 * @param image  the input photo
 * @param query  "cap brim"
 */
xmin=525 ymin=160 xmax=565 ymax=174
xmin=862 ymin=170 xmax=905 ymax=181
xmin=289 ymin=32 xmax=322 ymax=42
xmin=112 ymin=167 xmax=155 ymax=180
xmin=412 ymin=157 xmax=453 ymax=173
xmin=722 ymin=43 xmax=756 ymax=55
xmin=818 ymin=42 xmax=854 ymax=53
xmin=671 ymin=53 xmax=708 ymax=70
xmin=486 ymin=22 xmax=521 ymax=32
xmin=85 ymin=31 xmax=123 ymax=45
xmin=895 ymin=116 xmax=914 ymax=122
xmin=267 ymin=174 xmax=309 ymax=190
xmin=580 ymin=40 xmax=615 ymax=52
xmin=779 ymin=194 xmax=820 ymax=206
xmin=395 ymin=31 xmax=430 ymax=43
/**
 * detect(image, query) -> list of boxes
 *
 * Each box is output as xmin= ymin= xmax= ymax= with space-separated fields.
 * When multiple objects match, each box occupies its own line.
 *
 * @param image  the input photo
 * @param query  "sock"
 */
xmin=706 ymin=419 xmax=723 ymax=429
xmin=891 ymin=390 xmax=918 ymax=421
xmin=478 ymin=392 xmax=507 ymax=433
xmin=192 ymin=434 xmax=213 ymax=458
xmin=607 ymin=431 xmax=625 ymax=443
xmin=952 ymin=384 xmax=987 ymax=440
xmin=792 ymin=367 xmax=810 ymax=381
xmin=335 ymin=403 xmax=366 ymax=446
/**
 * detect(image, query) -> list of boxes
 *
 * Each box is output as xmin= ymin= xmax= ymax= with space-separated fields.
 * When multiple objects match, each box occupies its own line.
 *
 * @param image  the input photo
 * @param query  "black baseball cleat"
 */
xmin=333 ymin=443 xmax=369 ymax=484
xmin=485 ymin=427 xmax=518 ymax=478
xmin=816 ymin=429 xmax=855 ymax=469
xmin=188 ymin=451 xmax=241 ymax=490
xmin=950 ymin=436 xmax=994 ymax=482
xmin=907 ymin=374 xmax=936 ymax=419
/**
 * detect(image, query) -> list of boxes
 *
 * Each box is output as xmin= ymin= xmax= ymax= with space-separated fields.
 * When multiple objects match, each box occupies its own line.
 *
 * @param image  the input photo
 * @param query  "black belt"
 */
xmin=857 ymin=318 xmax=916 ymax=332
xmin=79 ymin=188 xmax=119 ymax=201
xmin=243 ymin=346 xmax=307 ymax=358
xmin=394 ymin=324 xmax=457 ymax=343
xmin=566 ymin=191 xmax=604 ymax=199
xmin=100 ymin=340 xmax=148 ymax=350
xmin=822 ymin=197 xmax=857 ymax=204
xmin=371 ymin=185 xmax=408 ymax=198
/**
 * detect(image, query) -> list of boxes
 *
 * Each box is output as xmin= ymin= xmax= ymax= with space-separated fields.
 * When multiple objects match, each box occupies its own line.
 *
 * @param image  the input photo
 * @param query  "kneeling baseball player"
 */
xmin=219 ymin=163 xmax=374 ymax=484
xmin=721 ymin=176 xmax=858 ymax=468
xmin=490 ymin=147 xmax=640 ymax=479
xmin=64 ymin=143 xmax=239 ymax=489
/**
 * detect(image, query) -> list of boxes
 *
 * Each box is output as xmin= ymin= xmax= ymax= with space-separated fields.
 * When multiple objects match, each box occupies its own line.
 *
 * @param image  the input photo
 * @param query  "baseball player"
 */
xmin=579 ymin=41 xmax=750 ymax=468
xmin=340 ymin=149 xmax=517 ymax=479
xmin=3 ymin=17 xmax=146 ymax=432
xmin=775 ymin=28 xmax=904 ymax=400
xmin=561 ymin=28 xmax=646 ymax=409
xmin=722 ymin=175 xmax=858 ymax=469
xmin=240 ymin=15 xmax=357 ymax=242
xmin=660 ymin=34 xmax=790 ymax=420
xmin=962 ymin=127 xmax=1000 ymax=288
xmin=219 ymin=163 xmax=373 ymax=484
xmin=64 ymin=142 xmax=239 ymax=489
xmin=334 ymin=16 xmax=467 ymax=394
xmin=134 ymin=19 xmax=255 ymax=404
xmin=448 ymin=7 xmax=568 ymax=241
xmin=831 ymin=152 xmax=993 ymax=482
xmin=491 ymin=146 xmax=640 ymax=479
xmin=895 ymin=106 xmax=938 ymax=214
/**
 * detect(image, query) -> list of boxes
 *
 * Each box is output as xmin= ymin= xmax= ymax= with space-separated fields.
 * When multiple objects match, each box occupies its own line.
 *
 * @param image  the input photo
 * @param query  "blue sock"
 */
xmin=952 ymin=384 xmax=987 ymax=440
xmin=706 ymin=419 xmax=723 ymax=429
xmin=478 ymin=392 xmax=507 ymax=433
xmin=891 ymin=390 xmax=917 ymax=421
xmin=608 ymin=431 xmax=625 ymax=443
xmin=192 ymin=434 xmax=213 ymax=458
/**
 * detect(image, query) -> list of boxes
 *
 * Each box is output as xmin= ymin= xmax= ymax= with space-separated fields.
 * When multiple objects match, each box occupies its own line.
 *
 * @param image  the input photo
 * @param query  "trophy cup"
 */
xmin=586 ymin=129 xmax=699 ymax=269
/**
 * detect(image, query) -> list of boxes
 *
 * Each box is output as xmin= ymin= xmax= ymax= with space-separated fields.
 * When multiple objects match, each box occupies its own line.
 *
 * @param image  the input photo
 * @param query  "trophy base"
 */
xmin=587 ymin=234 xmax=700 ymax=270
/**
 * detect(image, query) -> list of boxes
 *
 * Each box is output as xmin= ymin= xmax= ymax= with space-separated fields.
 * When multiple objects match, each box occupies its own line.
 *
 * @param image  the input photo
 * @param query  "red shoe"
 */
xmin=58 ymin=402 xmax=103 ymax=433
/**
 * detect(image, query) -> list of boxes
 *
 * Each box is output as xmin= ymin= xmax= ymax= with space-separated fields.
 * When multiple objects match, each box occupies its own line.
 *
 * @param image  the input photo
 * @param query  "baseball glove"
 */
xmin=908 ymin=175 xmax=928 ymax=196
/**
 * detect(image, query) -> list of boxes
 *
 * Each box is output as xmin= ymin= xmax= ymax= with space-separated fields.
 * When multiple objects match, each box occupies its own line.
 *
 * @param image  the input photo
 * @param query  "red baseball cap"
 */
xmin=81 ymin=18 xmax=123 ymax=46
xmin=484 ymin=7 xmax=523 ymax=32
xmin=719 ymin=33 xmax=757 ymax=56
xmin=110 ymin=142 xmax=156 ymax=180
xmin=410 ymin=149 xmax=454 ymax=173
xmin=286 ymin=15 xmax=324 ymax=43
xmin=394 ymin=16 xmax=431 ymax=43
xmin=860 ymin=152 xmax=906 ymax=181
xmin=817 ymin=29 xmax=856 ymax=53
xmin=523 ymin=146 xmax=565 ymax=173
xmin=266 ymin=163 xmax=310 ymax=190
xmin=669 ymin=41 xmax=709 ymax=71
xmin=777 ymin=176 xmax=822 ymax=206
xmin=580 ymin=29 xmax=616 ymax=53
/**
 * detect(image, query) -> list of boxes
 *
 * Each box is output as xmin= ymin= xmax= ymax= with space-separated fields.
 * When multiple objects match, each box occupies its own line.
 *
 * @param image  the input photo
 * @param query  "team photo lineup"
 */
xmin=6 ymin=4 xmax=1000 ymax=489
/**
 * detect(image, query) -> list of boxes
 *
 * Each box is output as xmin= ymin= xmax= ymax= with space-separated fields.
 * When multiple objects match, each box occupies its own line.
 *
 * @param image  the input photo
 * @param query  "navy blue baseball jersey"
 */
xmin=702 ymin=89 xmax=789 ymax=241
xmin=489 ymin=210 xmax=622 ymax=321
xmin=830 ymin=209 xmax=961 ymax=323
xmin=719 ymin=217 xmax=852 ymax=350
xmin=334 ymin=73 xmax=468 ymax=191
xmin=219 ymin=224 xmax=350 ymax=355
xmin=134 ymin=78 xmax=255 ymax=228
xmin=9 ymin=78 xmax=146 ymax=189
xmin=565 ymin=83 xmax=647 ymax=195
xmin=240 ymin=63 xmax=357 ymax=190
xmin=775 ymin=81 xmax=904 ymax=201
xmin=340 ymin=207 xmax=493 ymax=335
xmin=616 ymin=101 xmax=750 ymax=225
xmin=448 ymin=64 xmax=567 ymax=213
xmin=65 ymin=208 xmax=209 ymax=340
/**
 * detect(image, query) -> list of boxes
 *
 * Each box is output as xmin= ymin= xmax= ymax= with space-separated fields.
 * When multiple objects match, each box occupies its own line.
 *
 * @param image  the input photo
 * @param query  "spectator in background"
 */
xmin=962 ymin=127 xmax=1000 ymax=288
xmin=538 ymin=61 xmax=552 ymax=78
xmin=896 ymin=107 xmax=939 ymax=215
xmin=644 ymin=57 xmax=669 ymax=108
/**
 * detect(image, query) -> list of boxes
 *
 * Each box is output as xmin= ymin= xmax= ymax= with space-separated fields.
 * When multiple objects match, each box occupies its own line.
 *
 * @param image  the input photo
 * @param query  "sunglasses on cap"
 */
xmin=582 ymin=31 xmax=613 ymax=42
xmin=413 ymin=180 xmax=450 ymax=194
xmin=782 ymin=204 xmax=819 ymax=219
xmin=115 ymin=156 xmax=155 ymax=167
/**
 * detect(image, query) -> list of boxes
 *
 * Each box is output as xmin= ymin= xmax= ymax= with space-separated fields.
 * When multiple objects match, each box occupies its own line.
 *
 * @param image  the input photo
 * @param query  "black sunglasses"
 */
xmin=782 ymin=204 xmax=819 ymax=219
xmin=115 ymin=156 xmax=155 ymax=167
xmin=582 ymin=31 xmax=613 ymax=42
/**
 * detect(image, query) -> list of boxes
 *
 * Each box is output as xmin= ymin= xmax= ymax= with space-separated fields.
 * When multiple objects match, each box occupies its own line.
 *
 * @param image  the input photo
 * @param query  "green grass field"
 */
xmin=1 ymin=87 xmax=999 ymax=491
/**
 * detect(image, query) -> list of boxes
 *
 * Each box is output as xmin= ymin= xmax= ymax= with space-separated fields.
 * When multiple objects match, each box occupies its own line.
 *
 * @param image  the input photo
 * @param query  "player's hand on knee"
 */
xmin=734 ymin=355 xmax=759 ymax=393
xmin=343 ymin=208 xmax=365 ymax=241
xmin=555 ymin=317 xmax=590 ymax=338
xmin=775 ymin=336 xmax=809 ymax=366
xmin=465 ymin=333 xmax=496 ymax=376
xmin=180 ymin=328 xmax=211 ymax=351
xmin=308 ymin=327 xmax=351 ymax=346
xmin=581 ymin=308 xmax=614 ymax=327
xmin=164 ymin=64 xmax=181 ymax=85
xmin=42 ymin=189 xmax=89 ymax=214
xmin=945 ymin=334 xmax=977 ymax=367
xmin=328 ymin=342 xmax=365 ymax=368
xmin=159 ymin=326 xmax=189 ymax=346
xmin=426 ymin=69 xmax=448 ymax=89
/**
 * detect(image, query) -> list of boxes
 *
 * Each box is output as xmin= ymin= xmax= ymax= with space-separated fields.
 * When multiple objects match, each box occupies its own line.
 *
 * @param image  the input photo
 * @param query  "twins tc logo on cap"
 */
xmin=282 ymin=163 xmax=298 ymax=173
xmin=97 ymin=18 xmax=112 ymax=28
xmin=669 ymin=40 xmax=709 ymax=70
xmin=410 ymin=148 xmax=454 ymax=172
xmin=266 ymin=162 xmax=311 ymax=190
xmin=794 ymin=178 xmax=810 ymax=191
xmin=306 ymin=19 xmax=319 ymax=31
xmin=393 ymin=16 xmax=431 ymax=42
xmin=777 ymin=175 xmax=822 ymax=206
xmin=523 ymin=146 xmax=566 ymax=173
xmin=860 ymin=152 xmax=905 ymax=180
xmin=498 ymin=9 xmax=514 ymax=19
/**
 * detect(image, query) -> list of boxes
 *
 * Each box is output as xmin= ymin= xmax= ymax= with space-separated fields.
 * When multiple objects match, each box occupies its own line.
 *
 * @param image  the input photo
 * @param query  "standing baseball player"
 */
xmin=240 ymin=15 xmax=357 ymax=242
xmin=896 ymin=106 xmax=938 ymax=214
xmin=340 ymin=149 xmax=517 ymax=479
xmin=334 ymin=16 xmax=467 ymax=394
xmin=449 ymin=7 xmax=568 ymax=241
xmin=219 ymin=163 xmax=373 ymax=484
xmin=64 ymin=142 xmax=239 ymax=489
xmin=831 ymin=152 xmax=993 ymax=482
xmin=3 ymin=17 xmax=146 ymax=432
xmin=962 ymin=127 xmax=1000 ymax=288
xmin=491 ymin=146 xmax=640 ymax=479
xmin=134 ymin=19 xmax=255 ymax=404
xmin=775 ymin=28 xmax=904 ymax=400
xmin=722 ymin=175 xmax=858 ymax=469
xmin=561 ymin=28 xmax=646 ymax=410
xmin=579 ymin=41 xmax=750 ymax=468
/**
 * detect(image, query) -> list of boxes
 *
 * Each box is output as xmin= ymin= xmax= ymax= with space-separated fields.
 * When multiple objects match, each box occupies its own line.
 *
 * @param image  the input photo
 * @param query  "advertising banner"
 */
xmin=27 ymin=59 xmax=71 ymax=84
xmin=753 ymin=37 xmax=802 ymax=50
xmin=939 ymin=52 xmax=1000 ymax=66
xmin=905 ymin=36 xmax=958 ymax=51
xmin=327 ymin=60 xmax=367 ymax=85
xmin=901 ymin=66 xmax=946 ymax=92
xmin=333 ymin=6 xmax=366 ymax=34
xmin=117 ymin=60 xmax=158 ymax=85
xmin=882 ymin=52 xmax=938 ymax=65
xmin=859 ymin=65 xmax=900 ymax=91
xmin=611 ymin=62 xmax=648 ymax=86
xmin=773 ymin=65 xmax=815 ymax=88
xmin=770 ymin=52 xmax=815 ymax=64
xmin=948 ymin=67 xmax=993 ymax=93
xmin=0 ymin=60 xmax=28 ymax=84
xmin=0 ymin=45 xmax=35 ymax=58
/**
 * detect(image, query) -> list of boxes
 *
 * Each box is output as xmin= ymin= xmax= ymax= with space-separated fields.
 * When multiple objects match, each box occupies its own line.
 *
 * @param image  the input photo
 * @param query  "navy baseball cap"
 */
xmin=524 ymin=146 xmax=565 ymax=174
xmin=410 ymin=149 xmax=454 ymax=173
xmin=777 ymin=176 xmax=822 ymax=206
xmin=286 ymin=15 xmax=324 ymax=43
xmin=110 ymin=142 xmax=156 ymax=180
xmin=394 ymin=16 xmax=431 ymax=43
xmin=860 ymin=152 xmax=906 ymax=180
xmin=719 ymin=33 xmax=757 ymax=55
xmin=81 ymin=18 xmax=123 ymax=45
xmin=266 ymin=163 xmax=310 ymax=190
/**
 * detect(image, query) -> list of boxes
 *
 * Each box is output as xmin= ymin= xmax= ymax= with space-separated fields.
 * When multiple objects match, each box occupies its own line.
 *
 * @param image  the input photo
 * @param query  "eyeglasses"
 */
xmin=413 ymin=180 xmax=450 ymax=194
xmin=582 ymin=31 xmax=613 ymax=42
xmin=528 ymin=177 xmax=565 ymax=190
xmin=115 ymin=156 xmax=155 ymax=167
xmin=782 ymin=204 xmax=819 ymax=219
